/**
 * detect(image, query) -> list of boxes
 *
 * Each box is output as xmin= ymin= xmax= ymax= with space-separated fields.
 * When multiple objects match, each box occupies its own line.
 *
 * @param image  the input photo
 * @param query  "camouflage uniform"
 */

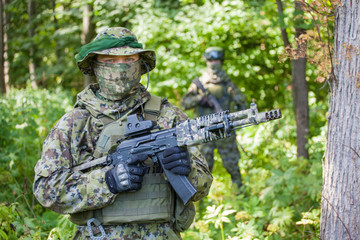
xmin=33 ymin=27 xmax=212 ymax=240
xmin=181 ymin=48 xmax=246 ymax=189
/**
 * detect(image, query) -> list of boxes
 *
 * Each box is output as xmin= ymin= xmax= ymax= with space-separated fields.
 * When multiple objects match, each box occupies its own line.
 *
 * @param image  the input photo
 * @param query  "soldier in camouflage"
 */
xmin=33 ymin=27 xmax=213 ymax=240
xmin=181 ymin=47 xmax=246 ymax=190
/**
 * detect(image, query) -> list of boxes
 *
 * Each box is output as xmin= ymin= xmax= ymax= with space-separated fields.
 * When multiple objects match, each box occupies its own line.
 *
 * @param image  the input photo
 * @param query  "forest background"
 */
xmin=0 ymin=0 xmax=336 ymax=239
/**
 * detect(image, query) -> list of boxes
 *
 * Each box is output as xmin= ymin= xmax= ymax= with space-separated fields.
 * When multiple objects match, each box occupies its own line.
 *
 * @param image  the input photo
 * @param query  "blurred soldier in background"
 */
xmin=33 ymin=27 xmax=212 ymax=240
xmin=181 ymin=47 xmax=246 ymax=190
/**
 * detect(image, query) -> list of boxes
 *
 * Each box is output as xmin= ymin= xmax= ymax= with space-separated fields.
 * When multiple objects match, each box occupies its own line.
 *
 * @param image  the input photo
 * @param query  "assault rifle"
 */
xmin=73 ymin=103 xmax=282 ymax=204
xmin=193 ymin=78 xmax=223 ymax=112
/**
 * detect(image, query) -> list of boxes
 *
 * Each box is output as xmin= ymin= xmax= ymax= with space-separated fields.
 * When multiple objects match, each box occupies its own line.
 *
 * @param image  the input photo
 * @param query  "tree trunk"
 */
xmin=291 ymin=57 xmax=309 ymax=159
xmin=28 ymin=0 xmax=38 ymax=89
xmin=0 ymin=0 xmax=9 ymax=94
xmin=82 ymin=3 xmax=96 ymax=87
xmin=320 ymin=1 xmax=360 ymax=239
xmin=3 ymin=0 xmax=9 ymax=93
xmin=292 ymin=0 xmax=309 ymax=159
xmin=0 ymin=0 xmax=5 ymax=94
xmin=52 ymin=0 xmax=60 ymax=60
xmin=276 ymin=0 xmax=309 ymax=159
xmin=292 ymin=1 xmax=309 ymax=159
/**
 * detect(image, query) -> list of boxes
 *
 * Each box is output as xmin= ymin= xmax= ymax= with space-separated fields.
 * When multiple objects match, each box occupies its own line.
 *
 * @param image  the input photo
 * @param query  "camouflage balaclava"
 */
xmin=92 ymin=59 xmax=141 ymax=100
xmin=75 ymin=27 xmax=156 ymax=101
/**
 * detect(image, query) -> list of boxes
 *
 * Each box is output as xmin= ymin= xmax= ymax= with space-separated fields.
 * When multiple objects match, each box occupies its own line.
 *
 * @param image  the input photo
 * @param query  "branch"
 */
xmin=300 ymin=0 xmax=335 ymax=17
xmin=275 ymin=0 xmax=291 ymax=48
xmin=326 ymin=9 xmax=337 ymax=84
xmin=348 ymin=146 xmax=360 ymax=159
xmin=322 ymin=196 xmax=353 ymax=240
xmin=341 ymin=143 xmax=360 ymax=159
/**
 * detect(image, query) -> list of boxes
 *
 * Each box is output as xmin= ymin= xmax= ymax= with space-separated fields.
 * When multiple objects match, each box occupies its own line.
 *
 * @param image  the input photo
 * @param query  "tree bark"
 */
xmin=82 ymin=3 xmax=96 ymax=87
xmin=276 ymin=0 xmax=309 ymax=159
xmin=320 ymin=1 xmax=360 ymax=239
xmin=292 ymin=0 xmax=309 ymax=159
xmin=0 ymin=0 xmax=5 ymax=94
xmin=28 ymin=0 xmax=38 ymax=89
xmin=52 ymin=0 xmax=61 ymax=61
xmin=0 ymin=0 xmax=9 ymax=94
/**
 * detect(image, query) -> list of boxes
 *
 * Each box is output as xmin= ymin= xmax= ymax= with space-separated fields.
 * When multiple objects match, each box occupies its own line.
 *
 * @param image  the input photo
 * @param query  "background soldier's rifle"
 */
xmin=193 ymin=77 xmax=223 ymax=113
xmin=73 ymin=103 xmax=282 ymax=204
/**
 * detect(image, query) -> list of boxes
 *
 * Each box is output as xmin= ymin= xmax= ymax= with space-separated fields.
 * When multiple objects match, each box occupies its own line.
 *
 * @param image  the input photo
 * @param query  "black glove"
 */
xmin=162 ymin=146 xmax=191 ymax=176
xmin=105 ymin=154 xmax=148 ymax=194
xmin=199 ymin=95 xmax=214 ymax=108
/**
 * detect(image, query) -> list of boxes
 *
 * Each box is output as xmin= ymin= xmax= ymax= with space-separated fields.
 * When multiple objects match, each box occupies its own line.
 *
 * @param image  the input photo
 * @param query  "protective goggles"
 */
xmin=204 ymin=51 xmax=224 ymax=60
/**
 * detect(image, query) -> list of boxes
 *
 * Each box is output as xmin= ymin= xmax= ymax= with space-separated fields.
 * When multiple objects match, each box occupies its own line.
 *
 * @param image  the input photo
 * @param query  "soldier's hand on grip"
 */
xmin=162 ymin=146 xmax=191 ymax=176
xmin=199 ymin=96 xmax=214 ymax=108
xmin=105 ymin=154 xmax=148 ymax=194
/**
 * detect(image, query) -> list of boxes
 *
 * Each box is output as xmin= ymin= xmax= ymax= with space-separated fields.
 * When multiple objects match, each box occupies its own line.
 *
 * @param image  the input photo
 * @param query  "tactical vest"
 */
xmin=205 ymin=82 xmax=229 ymax=108
xmin=197 ymin=80 xmax=230 ymax=116
xmin=69 ymin=95 xmax=175 ymax=225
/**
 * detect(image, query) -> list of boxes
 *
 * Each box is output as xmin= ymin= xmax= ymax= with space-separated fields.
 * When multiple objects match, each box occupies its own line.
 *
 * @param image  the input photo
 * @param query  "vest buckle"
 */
xmin=87 ymin=218 xmax=106 ymax=240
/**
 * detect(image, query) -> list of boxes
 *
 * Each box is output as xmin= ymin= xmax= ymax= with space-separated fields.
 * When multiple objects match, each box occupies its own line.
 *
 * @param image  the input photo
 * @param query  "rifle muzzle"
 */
xmin=231 ymin=109 xmax=282 ymax=128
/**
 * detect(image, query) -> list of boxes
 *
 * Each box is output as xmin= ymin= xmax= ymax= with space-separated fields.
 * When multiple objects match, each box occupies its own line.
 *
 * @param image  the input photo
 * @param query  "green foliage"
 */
xmin=182 ymin=93 xmax=325 ymax=239
xmin=204 ymin=204 xmax=237 ymax=240
xmin=0 ymin=87 xmax=74 ymax=239
xmin=127 ymin=0 xmax=288 ymax=109
xmin=46 ymin=215 xmax=77 ymax=240
xmin=5 ymin=0 xmax=328 ymax=110
xmin=0 ymin=89 xmax=325 ymax=239
xmin=1 ymin=0 xmax=330 ymax=238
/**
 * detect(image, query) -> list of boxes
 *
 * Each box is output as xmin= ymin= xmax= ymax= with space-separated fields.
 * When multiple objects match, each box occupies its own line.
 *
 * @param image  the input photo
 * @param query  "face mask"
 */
xmin=93 ymin=59 xmax=142 ymax=100
xmin=208 ymin=62 xmax=223 ymax=74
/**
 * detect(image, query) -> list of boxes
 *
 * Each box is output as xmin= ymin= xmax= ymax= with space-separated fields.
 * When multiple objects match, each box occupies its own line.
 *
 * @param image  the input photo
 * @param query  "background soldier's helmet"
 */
xmin=76 ymin=27 xmax=156 ymax=76
xmin=204 ymin=47 xmax=225 ymax=62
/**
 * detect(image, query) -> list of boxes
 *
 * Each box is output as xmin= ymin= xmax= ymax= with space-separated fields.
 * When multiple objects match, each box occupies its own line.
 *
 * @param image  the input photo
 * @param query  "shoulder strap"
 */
xmin=144 ymin=95 xmax=162 ymax=121
xmin=73 ymin=95 xmax=162 ymax=172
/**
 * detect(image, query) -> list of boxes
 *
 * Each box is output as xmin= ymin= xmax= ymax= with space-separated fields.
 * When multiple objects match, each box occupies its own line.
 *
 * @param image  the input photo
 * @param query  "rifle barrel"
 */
xmin=231 ymin=109 xmax=282 ymax=128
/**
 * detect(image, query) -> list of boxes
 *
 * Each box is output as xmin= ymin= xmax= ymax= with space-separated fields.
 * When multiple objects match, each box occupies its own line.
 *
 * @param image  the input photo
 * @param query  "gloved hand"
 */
xmin=162 ymin=146 xmax=191 ymax=176
xmin=105 ymin=154 xmax=148 ymax=194
xmin=199 ymin=95 xmax=214 ymax=108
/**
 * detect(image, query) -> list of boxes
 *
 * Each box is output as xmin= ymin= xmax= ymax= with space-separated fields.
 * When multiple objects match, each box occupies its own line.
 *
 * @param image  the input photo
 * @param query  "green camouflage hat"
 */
xmin=76 ymin=27 xmax=156 ymax=76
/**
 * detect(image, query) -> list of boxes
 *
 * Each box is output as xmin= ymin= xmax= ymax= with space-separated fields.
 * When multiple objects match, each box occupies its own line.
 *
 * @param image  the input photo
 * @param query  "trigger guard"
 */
xmin=143 ymin=156 xmax=153 ymax=167
xmin=105 ymin=154 xmax=113 ymax=166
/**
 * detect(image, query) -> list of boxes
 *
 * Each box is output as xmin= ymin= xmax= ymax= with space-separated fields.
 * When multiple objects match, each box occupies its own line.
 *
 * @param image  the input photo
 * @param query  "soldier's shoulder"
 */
xmin=159 ymin=100 xmax=188 ymax=123
xmin=53 ymin=107 xmax=90 ymax=129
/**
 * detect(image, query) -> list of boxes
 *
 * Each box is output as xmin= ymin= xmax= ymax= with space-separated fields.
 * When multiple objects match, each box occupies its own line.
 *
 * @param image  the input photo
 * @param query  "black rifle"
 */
xmin=74 ymin=103 xmax=282 ymax=204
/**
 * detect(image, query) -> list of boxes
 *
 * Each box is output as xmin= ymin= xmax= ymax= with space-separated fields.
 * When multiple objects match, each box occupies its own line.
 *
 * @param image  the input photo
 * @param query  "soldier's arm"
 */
xmin=186 ymin=146 xmax=213 ymax=201
xmin=158 ymin=102 xmax=213 ymax=201
xmin=181 ymin=82 xmax=204 ymax=110
xmin=33 ymin=111 xmax=116 ymax=215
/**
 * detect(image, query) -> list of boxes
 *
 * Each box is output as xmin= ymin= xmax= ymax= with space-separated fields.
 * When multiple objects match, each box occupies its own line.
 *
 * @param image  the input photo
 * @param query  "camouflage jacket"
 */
xmin=181 ymin=68 xmax=246 ymax=116
xmin=33 ymin=84 xmax=212 ymax=215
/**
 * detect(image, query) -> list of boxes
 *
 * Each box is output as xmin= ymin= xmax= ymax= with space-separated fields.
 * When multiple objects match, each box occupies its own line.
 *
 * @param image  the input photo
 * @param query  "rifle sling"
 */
xmin=192 ymin=78 xmax=207 ymax=93
xmin=72 ymin=156 xmax=107 ymax=172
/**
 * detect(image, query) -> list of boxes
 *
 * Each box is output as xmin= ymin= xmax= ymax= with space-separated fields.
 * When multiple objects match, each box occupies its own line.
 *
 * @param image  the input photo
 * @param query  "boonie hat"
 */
xmin=75 ymin=27 xmax=156 ymax=76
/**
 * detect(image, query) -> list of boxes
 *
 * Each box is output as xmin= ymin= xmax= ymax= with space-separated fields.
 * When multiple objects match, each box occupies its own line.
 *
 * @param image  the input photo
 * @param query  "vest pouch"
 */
xmin=97 ymin=173 xmax=174 ymax=225
xmin=93 ymin=119 xmax=126 ymax=159
xmin=207 ymin=83 xmax=224 ymax=99
xmin=172 ymin=196 xmax=196 ymax=232
xmin=69 ymin=210 xmax=94 ymax=225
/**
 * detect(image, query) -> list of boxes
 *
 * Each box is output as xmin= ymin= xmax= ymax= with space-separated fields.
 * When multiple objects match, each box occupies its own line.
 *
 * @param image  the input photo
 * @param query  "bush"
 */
xmin=0 ymin=88 xmax=324 ymax=239
xmin=0 ymin=87 xmax=74 ymax=239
